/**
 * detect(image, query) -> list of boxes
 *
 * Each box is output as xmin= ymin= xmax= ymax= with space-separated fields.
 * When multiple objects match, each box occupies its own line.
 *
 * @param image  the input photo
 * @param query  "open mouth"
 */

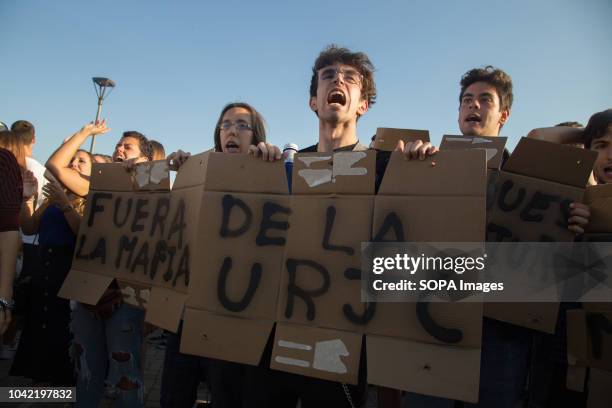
xmin=327 ymin=89 xmax=347 ymax=106
xmin=604 ymin=165 xmax=612 ymax=177
xmin=225 ymin=141 xmax=240 ymax=152
xmin=114 ymin=156 xmax=124 ymax=162
xmin=465 ymin=114 xmax=481 ymax=124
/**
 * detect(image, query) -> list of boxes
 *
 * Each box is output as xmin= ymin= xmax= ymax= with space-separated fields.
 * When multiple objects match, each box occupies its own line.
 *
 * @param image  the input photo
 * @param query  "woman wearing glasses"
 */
xmin=162 ymin=102 xmax=281 ymax=408
xmin=168 ymin=102 xmax=281 ymax=167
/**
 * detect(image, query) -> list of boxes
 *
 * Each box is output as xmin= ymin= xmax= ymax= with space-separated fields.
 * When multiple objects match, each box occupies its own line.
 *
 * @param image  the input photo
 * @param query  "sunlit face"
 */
xmin=113 ymin=136 xmax=146 ymax=163
xmin=219 ymin=107 xmax=254 ymax=154
xmin=459 ymin=81 xmax=509 ymax=136
xmin=591 ymin=127 xmax=612 ymax=184
xmin=309 ymin=63 xmax=368 ymax=125
xmin=70 ymin=151 xmax=92 ymax=177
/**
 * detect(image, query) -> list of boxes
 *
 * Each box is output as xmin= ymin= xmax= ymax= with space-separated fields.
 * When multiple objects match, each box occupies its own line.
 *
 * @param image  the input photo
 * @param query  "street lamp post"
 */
xmin=89 ymin=77 xmax=115 ymax=153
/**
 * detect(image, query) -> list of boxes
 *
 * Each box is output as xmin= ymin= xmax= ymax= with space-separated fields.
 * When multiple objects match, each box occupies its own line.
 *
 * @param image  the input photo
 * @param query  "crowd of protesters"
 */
xmin=0 ymin=44 xmax=611 ymax=408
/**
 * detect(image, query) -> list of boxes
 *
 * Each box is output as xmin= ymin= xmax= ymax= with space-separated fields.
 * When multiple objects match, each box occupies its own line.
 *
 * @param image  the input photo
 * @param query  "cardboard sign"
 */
xmin=587 ymin=368 xmax=612 ymax=408
xmin=567 ymin=309 xmax=612 ymax=371
xmin=485 ymin=138 xmax=597 ymax=332
xmin=440 ymin=135 xmax=508 ymax=170
xmin=584 ymin=184 xmax=612 ymax=234
xmin=374 ymin=128 xmax=430 ymax=151
xmin=181 ymin=153 xmax=289 ymax=366
xmin=59 ymin=157 xmax=208 ymax=332
xmin=272 ymin=150 xmax=375 ymax=385
xmin=365 ymin=150 xmax=486 ymax=402
xmin=55 ymin=148 xmax=490 ymax=401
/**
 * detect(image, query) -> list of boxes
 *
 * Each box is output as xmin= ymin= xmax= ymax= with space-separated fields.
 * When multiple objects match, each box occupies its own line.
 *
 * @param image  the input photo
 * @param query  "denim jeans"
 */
xmin=71 ymin=302 xmax=145 ymax=408
xmin=464 ymin=318 xmax=532 ymax=408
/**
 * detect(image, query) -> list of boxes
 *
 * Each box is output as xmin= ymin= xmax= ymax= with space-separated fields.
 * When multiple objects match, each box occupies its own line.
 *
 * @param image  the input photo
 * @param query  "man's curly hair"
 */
xmin=309 ymin=45 xmax=377 ymax=108
xmin=583 ymin=109 xmax=612 ymax=148
xmin=459 ymin=66 xmax=513 ymax=112
xmin=122 ymin=131 xmax=153 ymax=161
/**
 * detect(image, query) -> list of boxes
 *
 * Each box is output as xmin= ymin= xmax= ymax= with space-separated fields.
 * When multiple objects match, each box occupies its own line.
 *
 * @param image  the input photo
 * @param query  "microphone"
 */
xmin=283 ymin=143 xmax=298 ymax=193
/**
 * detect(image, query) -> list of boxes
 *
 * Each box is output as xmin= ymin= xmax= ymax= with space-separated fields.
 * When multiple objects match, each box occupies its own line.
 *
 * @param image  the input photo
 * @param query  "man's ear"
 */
xmin=356 ymin=99 xmax=369 ymax=117
xmin=499 ymin=109 xmax=510 ymax=126
xmin=309 ymin=96 xmax=318 ymax=113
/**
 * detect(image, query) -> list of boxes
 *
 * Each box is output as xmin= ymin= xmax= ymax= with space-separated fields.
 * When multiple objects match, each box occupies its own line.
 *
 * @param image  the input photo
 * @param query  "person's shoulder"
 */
xmin=353 ymin=142 xmax=369 ymax=152
xmin=0 ymin=148 xmax=19 ymax=172
xmin=0 ymin=147 xmax=16 ymax=163
xmin=299 ymin=144 xmax=318 ymax=153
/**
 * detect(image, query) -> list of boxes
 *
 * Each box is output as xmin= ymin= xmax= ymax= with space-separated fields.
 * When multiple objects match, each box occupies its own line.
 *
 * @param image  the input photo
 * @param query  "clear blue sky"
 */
xmin=1 ymin=0 xmax=611 ymax=164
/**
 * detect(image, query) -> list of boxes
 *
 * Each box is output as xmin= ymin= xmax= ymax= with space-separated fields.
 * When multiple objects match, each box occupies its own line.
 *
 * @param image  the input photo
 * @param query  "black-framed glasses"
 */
xmin=219 ymin=121 xmax=253 ymax=133
xmin=318 ymin=67 xmax=363 ymax=85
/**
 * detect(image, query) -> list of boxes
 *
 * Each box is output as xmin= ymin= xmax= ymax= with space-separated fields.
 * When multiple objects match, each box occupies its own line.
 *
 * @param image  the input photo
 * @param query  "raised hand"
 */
xmin=42 ymin=182 xmax=70 ymax=207
xmin=22 ymin=170 xmax=38 ymax=200
xmin=166 ymin=149 xmax=191 ymax=171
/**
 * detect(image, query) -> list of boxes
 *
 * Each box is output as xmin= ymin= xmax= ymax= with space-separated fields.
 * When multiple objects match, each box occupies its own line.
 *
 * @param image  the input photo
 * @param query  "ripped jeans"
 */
xmin=71 ymin=302 xmax=145 ymax=408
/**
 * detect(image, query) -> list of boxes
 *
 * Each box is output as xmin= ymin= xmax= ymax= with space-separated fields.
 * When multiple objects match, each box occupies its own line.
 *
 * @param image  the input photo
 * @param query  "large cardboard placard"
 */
xmin=567 ymin=309 xmax=612 ymax=371
xmin=58 ymin=157 xmax=209 ymax=332
xmin=485 ymin=138 xmax=597 ymax=332
xmin=181 ymin=153 xmax=289 ymax=366
xmin=366 ymin=150 xmax=486 ymax=403
xmin=58 ymin=149 xmax=491 ymax=402
xmin=271 ymin=150 xmax=375 ymax=385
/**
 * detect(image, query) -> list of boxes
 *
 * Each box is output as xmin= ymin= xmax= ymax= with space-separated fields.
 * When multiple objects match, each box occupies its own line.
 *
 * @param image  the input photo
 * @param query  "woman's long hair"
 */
xmin=213 ymin=102 xmax=267 ymax=152
xmin=69 ymin=149 xmax=94 ymax=215
xmin=0 ymin=130 xmax=27 ymax=168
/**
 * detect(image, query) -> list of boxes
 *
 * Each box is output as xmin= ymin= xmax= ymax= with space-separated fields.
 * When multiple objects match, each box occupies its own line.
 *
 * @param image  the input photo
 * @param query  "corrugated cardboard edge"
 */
xmin=484 ymin=302 xmax=559 ymax=334
xmin=503 ymin=138 xmax=597 ymax=188
xmin=180 ymin=308 xmax=274 ymax=366
xmin=204 ymin=152 xmax=288 ymax=194
xmin=58 ymin=269 xmax=114 ymax=305
xmin=145 ymin=287 xmax=188 ymax=333
xmin=440 ymin=135 xmax=508 ymax=170
xmin=367 ymin=335 xmax=481 ymax=403
xmin=378 ymin=150 xmax=486 ymax=196
xmin=567 ymin=309 xmax=589 ymax=365
xmin=90 ymin=163 xmax=134 ymax=191
xmin=172 ymin=151 xmax=210 ymax=190
xmin=566 ymin=365 xmax=587 ymax=392
xmin=374 ymin=128 xmax=430 ymax=151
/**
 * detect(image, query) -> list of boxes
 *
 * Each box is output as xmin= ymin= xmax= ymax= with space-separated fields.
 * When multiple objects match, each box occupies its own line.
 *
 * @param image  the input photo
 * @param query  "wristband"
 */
xmin=0 ymin=297 xmax=15 ymax=311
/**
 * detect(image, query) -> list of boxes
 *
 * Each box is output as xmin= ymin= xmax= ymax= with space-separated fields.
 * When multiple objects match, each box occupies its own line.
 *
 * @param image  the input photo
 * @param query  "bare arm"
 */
xmin=0 ymin=230 xmax=19 ymax=334
xmin=45 ymin=121 xmax=110 ymax=196
xmin=63 ymin=207 xmax=82 ymax=235
xmin=19 ymin=198 xmax=48 ymax=236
